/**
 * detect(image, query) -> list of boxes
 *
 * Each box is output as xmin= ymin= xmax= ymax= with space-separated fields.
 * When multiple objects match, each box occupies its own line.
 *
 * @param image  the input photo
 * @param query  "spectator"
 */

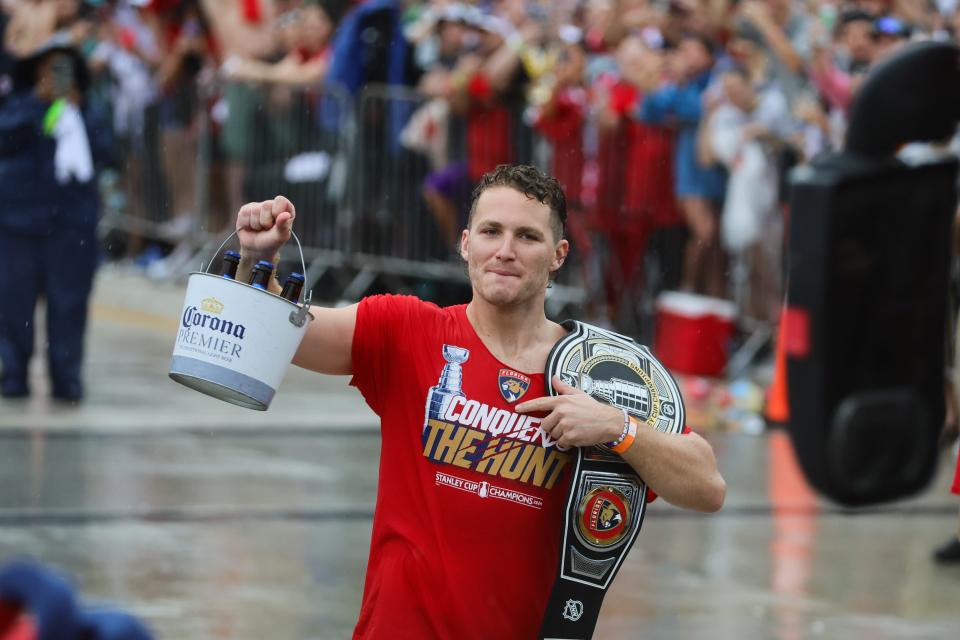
xmin=3 ymin=0 xmax=58 ymax=58
xmin=221 ymin=0 xmax=334 ymax=86
xmin=737 ymin=0 xmax=813 ymax=106
xmin=594 ymin=35 xmax=683 ymax=331
xmin=638 ymin=32 xmax=727 ymax=298
xmin=150 ymin=0 xmax=214 ymax=248
xmin=203 ymin=0 xmax=278 ymax=226
xmin=0 ymin=40 xmax=111 ymax=401
xmin=706 ymin=65 xmax=794 ymax=323
xmin=411 ymin=5 xmax=474 ymax=248
xmin=530 ymin=29 xmax=588 ymax=211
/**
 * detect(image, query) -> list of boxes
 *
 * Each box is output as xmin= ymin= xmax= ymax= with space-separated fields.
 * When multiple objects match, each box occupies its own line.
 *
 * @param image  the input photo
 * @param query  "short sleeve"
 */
xmin=349 ymin=294 xmax=423 ymax=415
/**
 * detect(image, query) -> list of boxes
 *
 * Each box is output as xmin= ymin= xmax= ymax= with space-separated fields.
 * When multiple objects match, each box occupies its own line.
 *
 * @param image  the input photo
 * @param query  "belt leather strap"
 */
xmin=539 ymin=321 xmax=685 ymax=639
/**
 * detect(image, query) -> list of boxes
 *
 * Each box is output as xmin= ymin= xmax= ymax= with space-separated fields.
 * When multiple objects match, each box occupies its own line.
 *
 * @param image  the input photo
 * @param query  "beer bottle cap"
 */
xmin=286 ymin=272 xmax=305 ymax=282
xmin=255 ymin=260 xmax=275 ymax=270
xmin=223 ymin=250 xmax=241 ymax=260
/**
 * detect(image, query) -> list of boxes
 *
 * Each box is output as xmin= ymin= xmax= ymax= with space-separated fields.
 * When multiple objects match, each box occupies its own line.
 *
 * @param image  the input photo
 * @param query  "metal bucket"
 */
xmin=168 ymin=232 xmax=314 ymax=410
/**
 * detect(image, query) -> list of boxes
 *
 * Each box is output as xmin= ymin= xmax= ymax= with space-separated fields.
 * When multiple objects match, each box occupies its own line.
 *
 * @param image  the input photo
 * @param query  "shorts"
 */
xmin=424 ymin=161 xmax=471 ymax=207
xmin=220 ymin=81 xmax=263 ymax=162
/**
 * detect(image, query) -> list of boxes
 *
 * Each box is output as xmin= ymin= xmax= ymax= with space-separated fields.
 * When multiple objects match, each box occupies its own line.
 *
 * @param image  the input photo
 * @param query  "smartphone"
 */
xmin=50 ymin=55 xmax=75 ymax=97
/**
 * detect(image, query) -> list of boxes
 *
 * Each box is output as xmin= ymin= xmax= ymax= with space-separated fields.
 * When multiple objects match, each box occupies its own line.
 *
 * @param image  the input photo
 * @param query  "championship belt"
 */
xmin=539 ymin=321 xmax=685 ymax=640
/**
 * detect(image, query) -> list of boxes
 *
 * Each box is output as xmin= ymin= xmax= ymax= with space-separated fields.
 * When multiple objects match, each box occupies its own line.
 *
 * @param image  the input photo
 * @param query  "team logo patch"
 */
xmin=577 ymin=486 xmax=630 ymax=549
xmin=498 ymin=368 xmax=531 ymax=403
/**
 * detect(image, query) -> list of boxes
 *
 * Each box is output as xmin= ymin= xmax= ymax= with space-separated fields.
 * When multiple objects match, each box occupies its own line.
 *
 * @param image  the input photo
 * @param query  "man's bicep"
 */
xmin=292 ymin=304 xmax=358 ymax=375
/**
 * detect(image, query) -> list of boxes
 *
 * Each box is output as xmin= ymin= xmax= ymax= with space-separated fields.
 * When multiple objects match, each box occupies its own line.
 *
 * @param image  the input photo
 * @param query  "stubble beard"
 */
xmin=469 ymin=262 xmax=549 ymax=310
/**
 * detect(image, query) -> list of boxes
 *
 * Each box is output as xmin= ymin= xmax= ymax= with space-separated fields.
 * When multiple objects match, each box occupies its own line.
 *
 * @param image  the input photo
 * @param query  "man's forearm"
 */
xmin=620 ymin=427 xmax=726 ymax=512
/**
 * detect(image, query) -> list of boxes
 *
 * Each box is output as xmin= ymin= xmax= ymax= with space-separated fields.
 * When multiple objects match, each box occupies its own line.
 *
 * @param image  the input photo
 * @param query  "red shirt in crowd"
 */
xmin=533 ymin=86 xmax=587 ymax=207
xmin=465 ymin=73 xmax=516 ymax=182
xmin=609 ymin=81 xmax=681 ymax=231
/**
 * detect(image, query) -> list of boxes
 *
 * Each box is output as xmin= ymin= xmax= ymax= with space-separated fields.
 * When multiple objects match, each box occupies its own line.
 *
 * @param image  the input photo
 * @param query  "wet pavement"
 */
xmin=1 ymin=266 xmax=959 ymax=639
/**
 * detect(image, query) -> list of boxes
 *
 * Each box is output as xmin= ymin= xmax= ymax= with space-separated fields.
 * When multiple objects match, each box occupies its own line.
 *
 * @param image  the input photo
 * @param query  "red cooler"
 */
xmin=654 ymin=291 xmax=736 ymax=377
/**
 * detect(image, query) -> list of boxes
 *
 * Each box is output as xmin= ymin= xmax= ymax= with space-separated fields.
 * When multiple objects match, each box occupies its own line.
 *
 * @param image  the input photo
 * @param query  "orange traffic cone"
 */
xmin=765 ymin=317 xmax=790 ymax=424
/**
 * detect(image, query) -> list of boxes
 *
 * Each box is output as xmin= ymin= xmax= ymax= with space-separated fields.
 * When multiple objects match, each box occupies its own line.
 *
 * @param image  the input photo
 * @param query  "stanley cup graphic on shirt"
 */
xmin=426 ymin=345 xmax=470 ymax=425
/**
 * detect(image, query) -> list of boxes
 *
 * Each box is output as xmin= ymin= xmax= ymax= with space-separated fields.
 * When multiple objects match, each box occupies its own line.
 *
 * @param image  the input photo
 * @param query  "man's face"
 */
xmin=556 ymin=43 xmax=586 ymax=84
xmin=722 ymin=72 xmax=755 ymax=112
xmin=437 ymin=21 xmax=466 ymax=55
xmin=300 ymin=5 xmax=332 ymax=50
xmin=679 ymin=38 xmax=710 ymax=77
xmin=35 ymin=52 xmax=75 ymax=102
xmin=843 ymin=20 xmax=874 ymax=63
xmin=616 ymin=36 xmax=644 ymax=80
xmin=461 ymin=187 xmax=568 ymax=309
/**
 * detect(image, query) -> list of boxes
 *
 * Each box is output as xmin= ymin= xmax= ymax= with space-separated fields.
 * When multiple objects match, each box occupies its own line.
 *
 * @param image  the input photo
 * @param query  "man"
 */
xmin=638 ymin=33 xmax=727 ymax=298
xmin=235 ymin=165 xmax=726 ymax=639
xmin=0 ymin=40 xmax=110 ymax=401
xmin=706 ymin=66 xmax=793 ymax=325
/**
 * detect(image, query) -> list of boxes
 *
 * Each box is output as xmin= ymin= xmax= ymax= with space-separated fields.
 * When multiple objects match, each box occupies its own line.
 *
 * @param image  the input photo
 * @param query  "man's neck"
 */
xmin=466 ymin=296 xmax=562 ymax=371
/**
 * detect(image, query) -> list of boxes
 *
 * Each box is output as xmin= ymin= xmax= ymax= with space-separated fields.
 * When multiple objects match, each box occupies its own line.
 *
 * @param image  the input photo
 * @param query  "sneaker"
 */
xmin=933 ymin=537 xmax=960 ymax=563
xmin=51 ymin=380 xmax=83 ymax=404
xmin=145 ymin=242 xmax=195 ymax=281
xmin=157 ymin=215 xmax=194 ymax=241
xmin=0 ymin=375 xmax=30 ymax=398
xmin=1 ymin=379 xmax=28 ymax=398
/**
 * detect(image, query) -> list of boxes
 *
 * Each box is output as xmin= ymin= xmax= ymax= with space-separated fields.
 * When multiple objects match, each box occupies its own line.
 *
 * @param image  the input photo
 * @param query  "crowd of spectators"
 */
xmin=1 ymin=0 xmax=957 ymax=334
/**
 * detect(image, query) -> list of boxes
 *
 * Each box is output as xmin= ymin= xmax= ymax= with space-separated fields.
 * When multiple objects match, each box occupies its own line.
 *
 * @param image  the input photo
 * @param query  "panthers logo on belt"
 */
xmin=577 ymin=487 xmax=630 ymax=548
xmin=498 ymin=369 xmax=531 ymax=403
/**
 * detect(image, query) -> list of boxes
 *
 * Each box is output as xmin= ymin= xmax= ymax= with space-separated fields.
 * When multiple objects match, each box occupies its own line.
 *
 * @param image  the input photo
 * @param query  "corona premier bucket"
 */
xmin=168 ymin=232 xmax=313 ymax=410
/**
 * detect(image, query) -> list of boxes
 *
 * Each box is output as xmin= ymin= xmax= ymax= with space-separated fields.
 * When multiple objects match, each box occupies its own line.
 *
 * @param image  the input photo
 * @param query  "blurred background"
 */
xmin=1 ymin=0 xmax=960 ymax=638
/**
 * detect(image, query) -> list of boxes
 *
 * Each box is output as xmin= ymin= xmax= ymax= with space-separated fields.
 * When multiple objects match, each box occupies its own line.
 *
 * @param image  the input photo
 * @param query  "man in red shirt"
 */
xmin=234 ymin=165 xmax=726 ymax=639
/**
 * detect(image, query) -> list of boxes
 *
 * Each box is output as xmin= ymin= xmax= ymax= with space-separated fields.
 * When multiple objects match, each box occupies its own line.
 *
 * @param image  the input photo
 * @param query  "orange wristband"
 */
xmin=611 ymin=415 xmax=638 ymax=454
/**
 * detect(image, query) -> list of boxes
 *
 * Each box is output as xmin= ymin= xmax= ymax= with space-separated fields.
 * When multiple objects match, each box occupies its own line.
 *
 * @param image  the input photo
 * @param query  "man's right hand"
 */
xmin=236 ymin=196 xmax=295 ymax=262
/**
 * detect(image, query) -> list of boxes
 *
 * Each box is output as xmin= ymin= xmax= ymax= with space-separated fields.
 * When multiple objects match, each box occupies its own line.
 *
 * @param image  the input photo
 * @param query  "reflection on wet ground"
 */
xmin=1 ymin=428 xmax=958 ymax=639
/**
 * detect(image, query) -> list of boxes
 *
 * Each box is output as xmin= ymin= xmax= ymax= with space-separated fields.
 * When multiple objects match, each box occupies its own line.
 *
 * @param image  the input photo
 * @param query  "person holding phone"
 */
xmin=0 ymin=40 xmax=111 ymax=402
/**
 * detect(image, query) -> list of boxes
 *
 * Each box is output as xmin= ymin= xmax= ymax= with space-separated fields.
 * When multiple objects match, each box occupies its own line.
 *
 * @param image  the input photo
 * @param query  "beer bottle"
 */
xmin=249 ymin=260 xmax=275 ymax=290
xmin=280 ymin=272 xmax=305 ymax=303
xmin=220 ymin=250 xmax=241 ymax=279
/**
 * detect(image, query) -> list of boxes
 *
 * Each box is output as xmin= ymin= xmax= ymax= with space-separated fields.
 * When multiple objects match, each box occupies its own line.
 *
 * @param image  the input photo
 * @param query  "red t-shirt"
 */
xmin=534 ymin=86 xmax=587 ymax=207
xmin=608 ymin=81 xmax=682 ymax=230
xmin=465 ymin=104 xmax=514 ymax=183
xmin=350 ymin=295 xmax=574 ymax=639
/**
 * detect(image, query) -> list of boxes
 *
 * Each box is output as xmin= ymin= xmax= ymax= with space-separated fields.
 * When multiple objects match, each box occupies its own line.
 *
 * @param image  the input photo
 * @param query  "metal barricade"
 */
xmin=349 ymin=84 xmax=585 ymax=314
xmin=96 ymin=94 xmax=189 ymax=244
xmin=141 ymin=79 xmax=357 ymax=283
xmin=225 ymin=81 xmax=354 ymax=281
xmin=97 ymin=71 xmax=585 ymax=315
xmin=351 ymin=85 xmax=451 ymax=272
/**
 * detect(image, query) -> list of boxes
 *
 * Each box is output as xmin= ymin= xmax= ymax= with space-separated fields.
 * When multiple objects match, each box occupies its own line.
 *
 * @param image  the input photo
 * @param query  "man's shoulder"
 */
xmin=359 ymin=294 xmax=465 ymax=325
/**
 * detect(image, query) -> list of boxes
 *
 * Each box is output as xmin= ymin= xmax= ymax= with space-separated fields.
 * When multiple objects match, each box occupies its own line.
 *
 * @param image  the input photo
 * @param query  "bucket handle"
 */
xmin=204 ymin=230 xmax=313 ymax=327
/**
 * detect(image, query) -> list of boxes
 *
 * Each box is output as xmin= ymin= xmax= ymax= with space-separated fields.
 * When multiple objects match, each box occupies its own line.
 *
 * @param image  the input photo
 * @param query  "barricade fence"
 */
xmin=347 ymin=84 xmax=585 ymax=314
xmin=97 ymin=78 xmax=588 ymax=315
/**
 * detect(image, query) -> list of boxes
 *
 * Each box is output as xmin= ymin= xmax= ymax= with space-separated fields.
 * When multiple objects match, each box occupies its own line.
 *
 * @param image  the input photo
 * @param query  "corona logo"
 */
xmin=181 ymin=304 xmax=246 ymax=339
xmin=200 ymin=297 xmax=224 ymax=314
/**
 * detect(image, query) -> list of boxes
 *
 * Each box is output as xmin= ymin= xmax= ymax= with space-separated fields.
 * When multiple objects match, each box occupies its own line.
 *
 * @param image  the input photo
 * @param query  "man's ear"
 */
xmin=460 ymin=229 xmax=470 ymax=260
xmin=551 ymin=239 xmax=569 ymax=272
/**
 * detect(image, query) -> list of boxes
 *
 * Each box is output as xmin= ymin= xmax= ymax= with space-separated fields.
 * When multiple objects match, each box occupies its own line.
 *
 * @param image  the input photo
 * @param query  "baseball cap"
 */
xmin=873 ymin=16 xmax=912 ymax=38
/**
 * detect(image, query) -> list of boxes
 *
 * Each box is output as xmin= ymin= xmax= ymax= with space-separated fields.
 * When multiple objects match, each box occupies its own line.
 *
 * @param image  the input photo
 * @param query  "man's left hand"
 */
xmin=515 ymin=376 xmax=623 ymax=449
